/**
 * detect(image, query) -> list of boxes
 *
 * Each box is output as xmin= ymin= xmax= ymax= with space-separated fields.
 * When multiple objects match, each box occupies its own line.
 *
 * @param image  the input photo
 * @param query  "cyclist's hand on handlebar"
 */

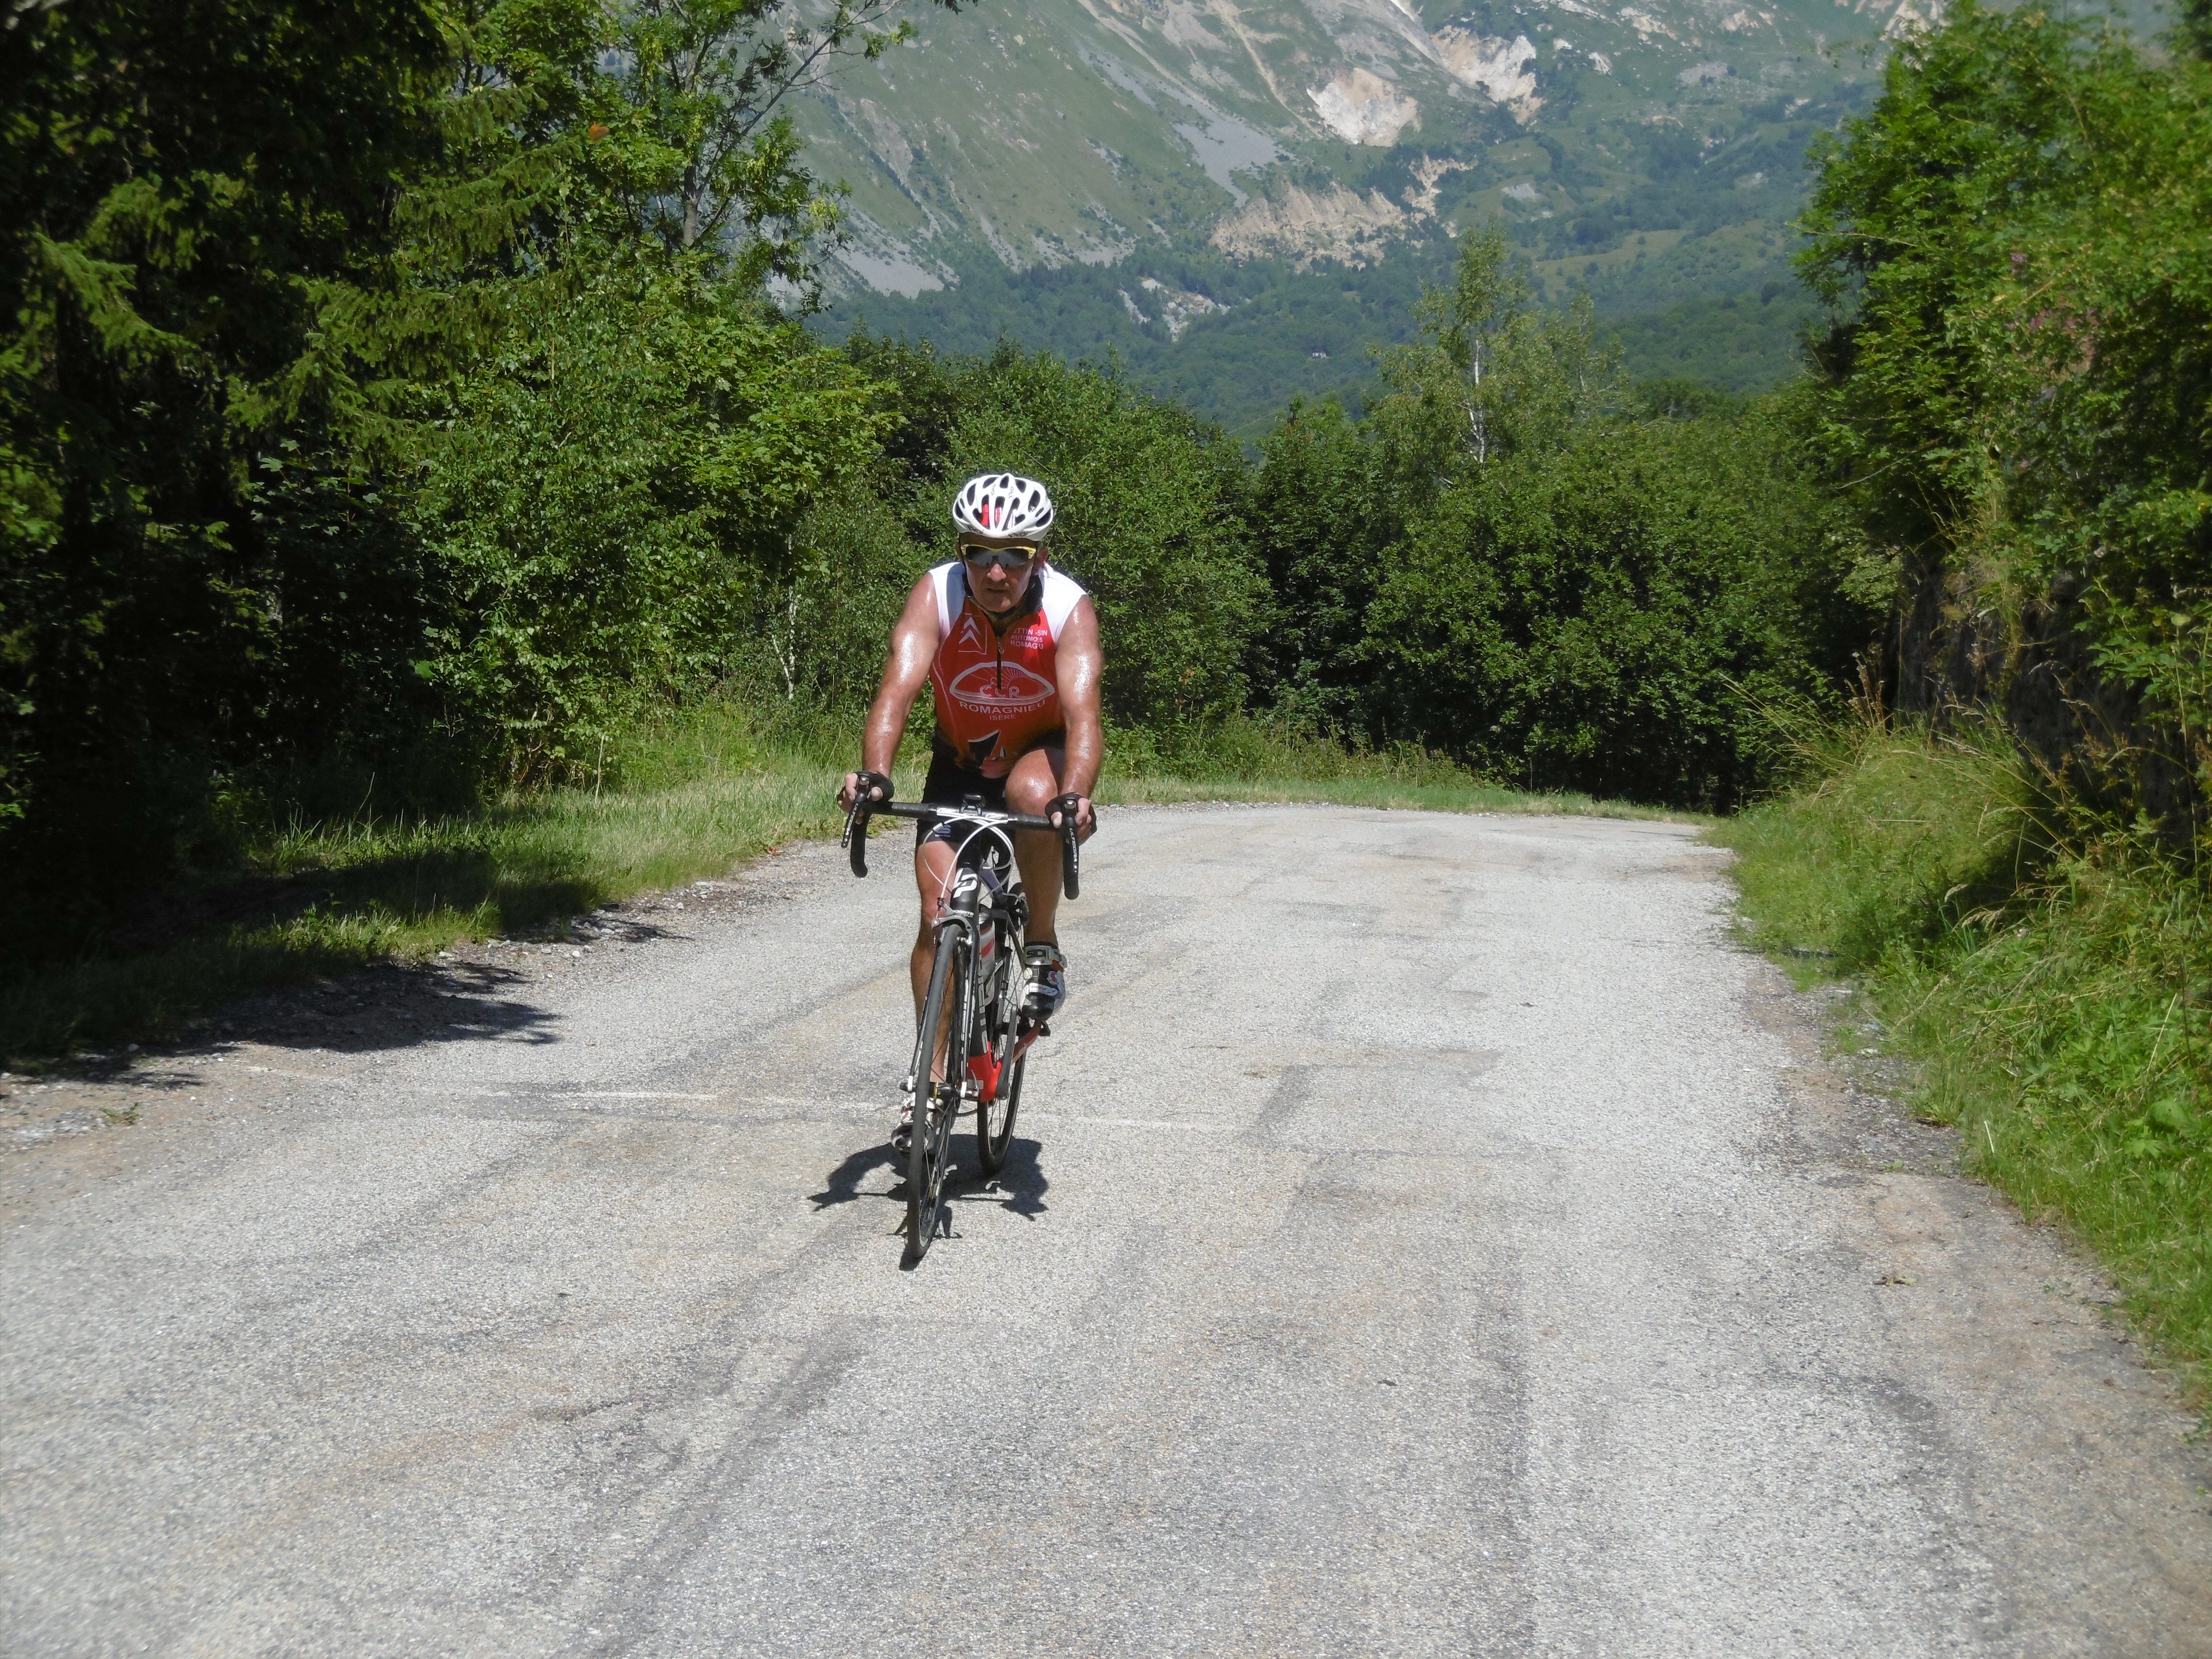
xmin=1048 ymin=795 xmax=1096 ymax=840
xmin=838 ymin=770 xmax=891 ymax=813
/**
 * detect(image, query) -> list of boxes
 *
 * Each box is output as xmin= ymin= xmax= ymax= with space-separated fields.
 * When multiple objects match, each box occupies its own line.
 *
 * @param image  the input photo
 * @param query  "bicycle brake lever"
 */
xmin=842 ymin=800 xmax=870 ymax=877
xmin=1049 ymin=793 xmax=1083 ymax=900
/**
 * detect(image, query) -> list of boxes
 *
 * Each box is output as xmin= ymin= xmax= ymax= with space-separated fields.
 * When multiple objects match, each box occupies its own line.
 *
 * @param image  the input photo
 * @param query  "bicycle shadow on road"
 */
xmin=807 ymin=1135 xmax=1050 ymax=1221
xmin=808 ymin=1142 xmax=896 ymax=1211
xmin=961 ymin=1137 xmax=1050 ymax=1220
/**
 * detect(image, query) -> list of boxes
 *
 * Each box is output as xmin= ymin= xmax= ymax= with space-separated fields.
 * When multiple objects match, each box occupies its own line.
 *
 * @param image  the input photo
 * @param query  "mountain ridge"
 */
xmin=791 ymin=0 xmax=1946 ymax=423
xmin=796 ymin=0 xmax=1909 ymax=287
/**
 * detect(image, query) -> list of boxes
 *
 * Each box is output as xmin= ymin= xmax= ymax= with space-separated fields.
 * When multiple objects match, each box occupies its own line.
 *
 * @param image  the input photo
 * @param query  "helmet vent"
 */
xmin=953 ymin=472 xmax=1056 ymax=541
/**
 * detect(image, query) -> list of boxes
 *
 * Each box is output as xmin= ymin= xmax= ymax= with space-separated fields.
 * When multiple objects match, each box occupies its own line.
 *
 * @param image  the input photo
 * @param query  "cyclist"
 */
xmin=838 ymin=473 xmax=1102 ymax=1152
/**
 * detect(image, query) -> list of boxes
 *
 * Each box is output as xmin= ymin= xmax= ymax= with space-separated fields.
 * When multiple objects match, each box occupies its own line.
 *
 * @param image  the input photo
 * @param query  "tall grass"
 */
xmin=1719 ymin=712 xmax=2212 ymax=1390
xmin=0 ymin=703 xmax=859 ymax=1060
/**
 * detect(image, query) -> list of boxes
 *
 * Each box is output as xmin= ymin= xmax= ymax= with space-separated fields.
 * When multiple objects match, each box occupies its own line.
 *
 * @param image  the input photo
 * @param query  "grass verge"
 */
xmin=0 ymin=703 xmax=850 ymax=1063
xmin=1715 ymin=712 xmax=2212 ymax=1399
xmin=1 ymin=705 xmax=1689 ymax=1065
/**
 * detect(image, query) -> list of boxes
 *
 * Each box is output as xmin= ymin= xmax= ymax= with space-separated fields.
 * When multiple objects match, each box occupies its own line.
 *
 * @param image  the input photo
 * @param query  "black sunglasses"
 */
xmin=959 ymin=542 xmax=1040 ymax=572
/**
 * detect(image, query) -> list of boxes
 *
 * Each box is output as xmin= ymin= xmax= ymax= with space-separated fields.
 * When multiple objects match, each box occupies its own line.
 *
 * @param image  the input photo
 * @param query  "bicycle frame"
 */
xmin=924 ymin=815 xmax=1026 ymax=1107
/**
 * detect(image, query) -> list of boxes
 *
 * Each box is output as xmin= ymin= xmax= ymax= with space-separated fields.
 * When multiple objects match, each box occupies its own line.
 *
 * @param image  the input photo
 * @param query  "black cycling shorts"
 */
xmin=914 ymin=746 xmax=1061 ymax=853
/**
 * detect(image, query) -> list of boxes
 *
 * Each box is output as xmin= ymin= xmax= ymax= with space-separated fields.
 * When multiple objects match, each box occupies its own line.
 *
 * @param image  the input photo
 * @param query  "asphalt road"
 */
xmin=6 ymin=805 xmax=2211 ymax=1657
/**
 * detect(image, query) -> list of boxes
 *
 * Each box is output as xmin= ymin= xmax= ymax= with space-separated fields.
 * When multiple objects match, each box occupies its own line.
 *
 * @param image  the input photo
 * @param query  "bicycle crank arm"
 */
xmin=1007 ymin=1021 xmax=1049 ymax=1067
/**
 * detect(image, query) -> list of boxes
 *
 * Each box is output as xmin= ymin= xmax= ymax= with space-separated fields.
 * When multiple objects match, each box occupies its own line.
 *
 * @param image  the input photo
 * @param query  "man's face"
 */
xmin=961 ymin=539 xmax=1041 ymax=615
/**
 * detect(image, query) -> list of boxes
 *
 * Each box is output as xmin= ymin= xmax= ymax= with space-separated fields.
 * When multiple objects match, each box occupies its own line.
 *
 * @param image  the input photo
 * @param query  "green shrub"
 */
xmin=412 ymin=270 xmax=888 ymax=781
xmin=1364 ymin=414 xmax=1830 ymax=807
xmin=1800 ymin=0 xmax=2212 ymax=826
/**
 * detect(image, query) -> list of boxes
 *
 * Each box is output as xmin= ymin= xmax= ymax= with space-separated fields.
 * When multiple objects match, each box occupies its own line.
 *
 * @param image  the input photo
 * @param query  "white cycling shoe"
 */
xmin=891 ymin=1074 xmax=915 ymax=1156
xmin=1021 ymin=942 xmax=1066 ymax=1019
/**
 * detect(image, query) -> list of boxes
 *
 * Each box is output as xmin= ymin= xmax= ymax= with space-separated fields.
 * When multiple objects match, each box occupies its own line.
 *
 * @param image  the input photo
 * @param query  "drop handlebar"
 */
xmin=839 ymin=796 xmax=1083 ymax=899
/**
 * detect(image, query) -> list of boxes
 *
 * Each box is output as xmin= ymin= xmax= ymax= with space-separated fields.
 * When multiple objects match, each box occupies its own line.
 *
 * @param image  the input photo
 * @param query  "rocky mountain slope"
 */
xmin=794 ymin=0 xmax=1927 ymax=417
xmin=802 ymin=0 xmax=1916 ymax=285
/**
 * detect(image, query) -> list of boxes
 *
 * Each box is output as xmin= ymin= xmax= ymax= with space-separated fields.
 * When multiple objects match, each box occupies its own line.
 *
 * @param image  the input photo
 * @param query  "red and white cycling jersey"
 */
xmin=927 ymin=561 xmax=1088 ymax=778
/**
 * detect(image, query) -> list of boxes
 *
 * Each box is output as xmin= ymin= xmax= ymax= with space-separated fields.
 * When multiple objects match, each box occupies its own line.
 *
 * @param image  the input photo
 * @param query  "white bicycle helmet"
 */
xmin=952 ymin=472 xmax=1056 ymax=540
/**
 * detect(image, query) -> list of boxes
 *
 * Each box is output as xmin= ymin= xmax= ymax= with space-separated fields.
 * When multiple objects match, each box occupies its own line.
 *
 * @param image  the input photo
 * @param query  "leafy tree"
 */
xmin=553 ymin=0 xmax=943 ymax=295
xmin=1247 ymin=398 xmax=1394 ymax=729
xmin=1216 ymin=216 xmax=1843 ymax=803
xmin=0 ymin=0 xmax=452 ymax=911
xmin=411 ymin=271 xmax=891 ymax=780
xmin=1363 ymin=414 xmax=1827 ymax=806
xmin=1801 ymin=0 xmax=2212 ymax=829
xmin=1370 ymin=225 xmax=1626 ymax=505
xmin=0 ymin=0 xmax=945 ymax=935
xmin=393 ymin=0 xmax=932 ymax=779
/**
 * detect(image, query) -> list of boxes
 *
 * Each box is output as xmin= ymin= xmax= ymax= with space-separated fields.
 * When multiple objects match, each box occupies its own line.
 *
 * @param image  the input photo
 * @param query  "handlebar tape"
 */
xmin=1050 ymin=793 xmax=1084 ymax=901
xmin=846 ymin=805 xmax=869 ymax=877
xmin=841 ymin=773 xmax=893 ymax=878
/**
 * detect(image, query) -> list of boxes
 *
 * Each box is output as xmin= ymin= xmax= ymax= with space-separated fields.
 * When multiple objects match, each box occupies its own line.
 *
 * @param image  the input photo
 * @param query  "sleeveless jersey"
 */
xmin=927 ymin=561 xmax=1088 ymax=778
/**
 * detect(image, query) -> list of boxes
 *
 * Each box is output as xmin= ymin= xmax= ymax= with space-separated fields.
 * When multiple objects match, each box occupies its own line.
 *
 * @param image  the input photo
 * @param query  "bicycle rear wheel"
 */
xmin=906 ymin=930 xmax=967 ymax=1262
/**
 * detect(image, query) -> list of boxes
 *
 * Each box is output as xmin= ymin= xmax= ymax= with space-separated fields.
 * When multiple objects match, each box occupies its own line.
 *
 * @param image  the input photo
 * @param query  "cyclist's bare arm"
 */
xmin=839 ymin=575 xmax=941 ymax=810
xmin=1053 ymin=597 xmax=1104 ymax=835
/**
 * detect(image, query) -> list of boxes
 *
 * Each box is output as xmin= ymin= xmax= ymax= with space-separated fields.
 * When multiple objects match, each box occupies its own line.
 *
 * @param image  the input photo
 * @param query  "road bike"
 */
xmin=841 ymin=792 xmax=1083 ymax=1263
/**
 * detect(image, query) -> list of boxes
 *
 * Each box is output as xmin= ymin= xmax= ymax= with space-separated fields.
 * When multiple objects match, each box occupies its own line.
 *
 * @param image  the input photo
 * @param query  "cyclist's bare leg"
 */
xmin=911 ymin=836 xmax=957 ymax=1010
xmin=1004 ymin=745 xmax=1094 ymax=945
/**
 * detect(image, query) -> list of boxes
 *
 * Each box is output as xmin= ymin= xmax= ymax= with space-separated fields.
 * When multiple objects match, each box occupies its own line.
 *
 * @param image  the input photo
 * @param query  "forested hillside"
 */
xmin=820 ymin=210 xmax=1823 ymax=437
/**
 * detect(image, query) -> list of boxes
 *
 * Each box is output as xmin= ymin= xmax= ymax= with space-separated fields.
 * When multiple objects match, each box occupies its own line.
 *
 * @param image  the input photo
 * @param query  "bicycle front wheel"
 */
xmin=906 ymin=930 xmax=967 ymax=1262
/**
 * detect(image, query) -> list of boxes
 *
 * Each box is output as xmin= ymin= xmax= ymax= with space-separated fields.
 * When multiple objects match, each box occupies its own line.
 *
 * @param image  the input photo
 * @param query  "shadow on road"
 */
xmin=203 ymin=956 xmax=567 ymax=1058
xmin=973 ymin=1136 xmax=1050 ymax=1218
xmin=810 ymin=1142 xmax=896 ymax=1209
xmin=808 ymin=1134 xmax=1050 ymax=1221
xmin=186 ymin=903 xmax=696 ymax=1064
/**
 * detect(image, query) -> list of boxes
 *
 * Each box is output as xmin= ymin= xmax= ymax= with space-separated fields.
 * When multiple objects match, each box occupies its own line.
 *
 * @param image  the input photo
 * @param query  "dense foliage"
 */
xmin=1365 ymin=417 xmax=1825 ymax=802
xmin=0 ymin=0 xmax=938 ymax=943
xmin=1223 ymin=230 xmax=1856 ymax=806
xmin=416 ymin=270 xmax=889 ymax=780
xmin=1799 ymin=0 xmax=2212 ymax=832
xmin=0 ymin=0 xmax=453 ymax=896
